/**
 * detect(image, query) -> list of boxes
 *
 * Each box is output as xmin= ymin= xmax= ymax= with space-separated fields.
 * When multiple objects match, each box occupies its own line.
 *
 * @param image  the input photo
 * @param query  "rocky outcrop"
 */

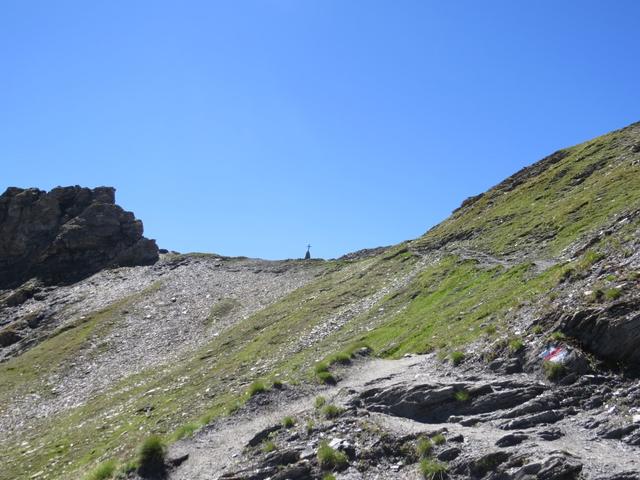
xmin=0 ymin=186 xmax=159 ymax=288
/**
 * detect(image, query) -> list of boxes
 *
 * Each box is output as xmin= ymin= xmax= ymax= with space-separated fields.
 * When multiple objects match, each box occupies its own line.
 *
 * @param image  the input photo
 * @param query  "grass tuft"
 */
xmin=137 ymin=435 xmax=165 ymax=477
xmin=317 ymin=441 xmax=348 ymax=470
xmin=314 ymin=396 xmax=327 ymax=409
xmin=416 ymin=437 xmax=434 ymax=458
xmin=282 ymin=416 xmax=295 ymax=428
xmin=508 ymin=338 xmax=524 ymax=353
xmin=450 ymin=351 xmax=465 ymax=366
xmin=432 ymin=433 xmax=446 ymax=445
xmin=322 ymin=404 xmax=344 ymax=419
xmin=419 ymin=458 xmax=448 ymax=479
xmin=248 ymin=380 xmax=267 ymax=397
xmin=85 ymin=460 xmax=117 ymax=480
xmin=171 ymin=422 xmax=199 ymax=441
xmin=543 ymin=360 xmax=565 ymax=380
xmin=454 ymin=389 xmax=471 ymax=402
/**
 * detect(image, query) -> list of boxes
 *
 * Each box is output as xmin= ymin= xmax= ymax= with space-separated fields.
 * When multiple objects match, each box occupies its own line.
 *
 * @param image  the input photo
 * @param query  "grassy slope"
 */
xmin=1 ymin=122 xmax=639 ymax=479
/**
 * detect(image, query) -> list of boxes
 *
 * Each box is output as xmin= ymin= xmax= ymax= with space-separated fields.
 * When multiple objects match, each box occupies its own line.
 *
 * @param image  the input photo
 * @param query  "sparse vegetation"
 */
xmin=543 ymin=360 xmax=565 ymax=380
xmin=450 ymin=351 xmax=465 ymax=366
xmin=316 ymin=371 xmax=337 ymax=385
xmin=282 ymin=416 xmax=295 ymax=428
xmin=306 ymin=419 xmax=315 ymax=434
xmin=262 ymin=440 xmax=277 ymax=453
xmin=171 ymin=422 xmax=199 ymax=441
xmin=508 ymin=338 xmax=524 ymax=353
xmin=484 ymin=324 xmax=497 ymax=335
xmin=272 ymin=379 xmax=284 ymax=389
xmin=604 ymin=287 xmax=622 ymax=300
xmin=317 ymin=441 xmax=348 ymax=470
xmin=454 ymin=389 xmax=471 ymax=402
xmin=419 ymin=458 xmax=448 ymax=479
xmin=315 ymin=395 xmax=327 ymax=409
xmin=85 ymin=460 xmax=117 ymax=480
xmin=137 ymin=435 xmax=165 ymax=477
xmin=531 ymin=325 xmax=544 ymax=334
xmin=248 ymin=380 xmax=267 ymax=397
xmin=416 ymin=437 xmax=434 ymax=458
xmin=432 ymin=433 xmax=446 ymax=445
xmin=549 ymin=331 xmax=567 ymax=342
xmin=322 ymin=474 xmax=337 ymax=480
xmin=322 ymin=404 xmax=344 ymax=419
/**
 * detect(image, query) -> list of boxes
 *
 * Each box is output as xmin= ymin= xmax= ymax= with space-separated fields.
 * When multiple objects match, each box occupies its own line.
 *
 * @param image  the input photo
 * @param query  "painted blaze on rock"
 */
xmin=0 ymin=185 xmax=159 ymax=288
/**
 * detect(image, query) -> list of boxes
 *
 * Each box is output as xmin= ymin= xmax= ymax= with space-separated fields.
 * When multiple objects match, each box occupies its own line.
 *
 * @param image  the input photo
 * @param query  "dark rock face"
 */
xmin=558 ymin=299 xmax=640 ymax=366
xmin=0 ymin=186 xmax=159 ymax=288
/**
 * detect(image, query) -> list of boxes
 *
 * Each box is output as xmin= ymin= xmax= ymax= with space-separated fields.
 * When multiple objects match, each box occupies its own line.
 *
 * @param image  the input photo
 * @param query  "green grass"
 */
xmin=432 ymin=433 xmax=446 ymax=445
xmin=248 ymin=380 xmax=267 ymax=397
xmin=450 ymin=351 xmax=465 ymax=366
xmin=322 ymin=404 xmax=344 ymax=419
xmin=84 ymin=460 xmax=117 ymax=480
xmin=314 ymin=396 xmax=327 ymax=409
xmin=416 ymin=437 xmax=434 ymax=458
xmin=262 ymin=440 xmax=277 ymax=453
xmin=171 ymin=422 xmax=199 ymax=441
xmin=543 ymin=361 xmax=566 ymax=380
xmin=604 ymin=287 xmax=622 ymax=300
xmin=508 ymin=338 xmax=524 ymax=353
xmin=282 ymin=416 xmax=295 ymax=428
xmin=137 ymin=435 xmax=165 ymax=477
xmin=317 ymin=441 xmax=348 ymax=471
xmin=206 ymin=298 xmax=240 ymax=326
xmin=419 ymin=458 xmax=448 ymax=480
xmin=454 ymin=390 xmax=471 ymax=402
xmin=322 ymin=475 xmax=337 ymax=480
xmin=549 ymin=331 xmax=567 ymax=342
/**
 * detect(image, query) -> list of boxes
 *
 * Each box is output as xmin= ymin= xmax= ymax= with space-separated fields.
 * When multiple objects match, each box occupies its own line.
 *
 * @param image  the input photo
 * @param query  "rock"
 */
xmin=247 ymin=425 xmax=282 ymax=447
xmin=0 ymin=186 xmax=158 ymax=288
xmin=559 ymin=300 xmax=640 ymax=365
xmin=538 ymin=428 xmax=564 ymax=441
xmin=536 ymin=455 xmax=582 ymax=480
xmin=495 ymin=433 xmax=528 ymax=447
xmin=437 ymin=447 xmax=461 ymax=461
xmin=501 ymin=410 xmax=563 ymax=430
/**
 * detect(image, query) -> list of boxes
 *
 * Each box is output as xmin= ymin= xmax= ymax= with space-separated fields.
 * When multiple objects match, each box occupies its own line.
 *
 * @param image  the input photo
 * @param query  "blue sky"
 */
xmin=2 ymin=1 xmax=639 ymax=259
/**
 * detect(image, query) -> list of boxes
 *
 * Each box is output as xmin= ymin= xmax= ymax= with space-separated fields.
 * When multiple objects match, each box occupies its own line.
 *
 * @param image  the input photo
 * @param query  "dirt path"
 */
xmin=169 ymin=354 xmax=639 ymax=479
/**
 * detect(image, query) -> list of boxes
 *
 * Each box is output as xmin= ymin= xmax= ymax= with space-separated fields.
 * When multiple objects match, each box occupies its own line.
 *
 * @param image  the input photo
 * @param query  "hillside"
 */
xmin=1 ymin=122 xmax=639 ymax=480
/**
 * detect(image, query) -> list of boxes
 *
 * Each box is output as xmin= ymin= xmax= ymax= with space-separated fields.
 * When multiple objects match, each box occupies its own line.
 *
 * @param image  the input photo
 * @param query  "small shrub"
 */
xmin=248 ymin=380 xmax=267 ymax=397
xmin=282 ymin=416 xmax=295 ymax=428
xmin=314 ymin=396 xmax=327 ymax=409
xmin=419 ymin=458 xmax=448 ymax=479
xmin=432 ymin=433 xmax=446 ymax=445
xmin=450 ymin=351 xmax=465 ymax=366
xmin=172 ymin=422 xmax=198 ymax=441
xmin=604 ymin=288 xmax=622 ymax=300
xmin=508 ymin=338 xmax=524 ymax=353
xmin=137 ymin=435 xmax=166 ymax=477
xmin=322 ymin=404 xmax=344 ymax=419
xmin=454 ymin=389 xmax=470 ymax=402
xmin=543 ymin=361 xmax=565 ymax=380
xmin=85 ymin=460 xmax=116 ymax=480
xmin=262 ymin=440 xmax=277 ymax=453
xmin=531 ymin=325 xmax=544 ymax=335
xmin=416 ymin=437 xmax=433 ymax=458
xmin=317 ymin=441 xmax=348 ymax=470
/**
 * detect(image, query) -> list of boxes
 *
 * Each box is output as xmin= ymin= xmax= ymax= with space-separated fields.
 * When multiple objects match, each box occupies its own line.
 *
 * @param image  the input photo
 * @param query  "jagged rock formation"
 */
xmin=0 ymin=186 xmax=158 ymax=288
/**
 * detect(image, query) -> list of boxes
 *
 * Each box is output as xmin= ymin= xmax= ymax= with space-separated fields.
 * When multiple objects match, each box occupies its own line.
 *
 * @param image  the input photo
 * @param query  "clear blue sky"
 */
xmin=2 ymin=1 xmax=639 ymax=259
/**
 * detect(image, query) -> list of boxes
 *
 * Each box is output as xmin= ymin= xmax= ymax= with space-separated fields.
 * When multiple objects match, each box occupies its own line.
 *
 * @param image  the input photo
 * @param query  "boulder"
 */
xmin=0 ymin=186 xmax=158 ymax=288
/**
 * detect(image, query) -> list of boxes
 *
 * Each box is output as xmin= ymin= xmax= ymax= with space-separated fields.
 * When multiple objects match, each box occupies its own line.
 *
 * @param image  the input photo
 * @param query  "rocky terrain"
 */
xmin=0 ymin=122 xmax=639 ymax=480
xmin=0 ymin=186 xmax=158 ymax=289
